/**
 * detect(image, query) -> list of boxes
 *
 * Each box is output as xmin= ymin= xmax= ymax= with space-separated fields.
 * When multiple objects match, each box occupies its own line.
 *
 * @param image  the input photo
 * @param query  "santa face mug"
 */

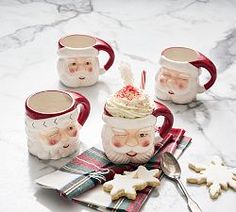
xmin=25 ymin=90 xmax=90 ymax=160
xmin=102 ymin=102 xmax=174 ymax=164
xmin=57 ymin=34 xmax=115 ymax=87
xmin=155 ymin=47 xmax=217 ymax=104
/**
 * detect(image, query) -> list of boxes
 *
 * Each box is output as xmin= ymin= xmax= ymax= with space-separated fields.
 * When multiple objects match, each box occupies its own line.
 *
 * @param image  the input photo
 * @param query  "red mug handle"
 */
xmin=94 ymin=38 xmax=115 ymax=72
xmin=190 ymin=53 xmax=217 ymax=93
xmin=67 ymin=91 xmax=90 ymax=126
xmin=152 ymin=101 xmax=174 ymax=138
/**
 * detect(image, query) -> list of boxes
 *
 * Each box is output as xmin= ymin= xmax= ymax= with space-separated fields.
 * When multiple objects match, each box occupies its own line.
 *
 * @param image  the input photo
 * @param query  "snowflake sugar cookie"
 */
xmin=103 ymin=174 xmax=147 ymax=200
xmin=103 ymin=166 xmax=161 ymax=200
xmin=124 ymin=165 xmax=160 ymax=187
xmin=187 ymin=156 xmax=236 ymax=199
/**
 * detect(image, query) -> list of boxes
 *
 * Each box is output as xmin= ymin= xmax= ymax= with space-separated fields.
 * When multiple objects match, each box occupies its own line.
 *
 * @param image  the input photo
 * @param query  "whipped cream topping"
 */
xmin=105 ymin=85 xmax=154 ymax=119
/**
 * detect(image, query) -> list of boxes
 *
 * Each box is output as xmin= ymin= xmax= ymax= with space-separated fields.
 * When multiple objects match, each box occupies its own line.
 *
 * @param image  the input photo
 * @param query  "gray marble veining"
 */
xmin=0 ymin=0 xmax=236 ymax=211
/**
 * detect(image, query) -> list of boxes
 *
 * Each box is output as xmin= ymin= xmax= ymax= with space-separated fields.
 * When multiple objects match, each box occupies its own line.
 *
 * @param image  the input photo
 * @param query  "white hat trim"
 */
xmin=159 ymin=55 xmax=199 ymax=77
xmin=102 ymin=114 xmax=157 ymax=129
xmin=25 ymin=109 xmax=81 ymax=130
xmin=58 ymin=47 xmax=98 ymax=58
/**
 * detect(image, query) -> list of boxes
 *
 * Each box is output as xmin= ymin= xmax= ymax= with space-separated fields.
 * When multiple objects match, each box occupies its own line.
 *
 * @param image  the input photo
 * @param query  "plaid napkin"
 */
xmin=58 ymin=128 xmax=191 ymax=211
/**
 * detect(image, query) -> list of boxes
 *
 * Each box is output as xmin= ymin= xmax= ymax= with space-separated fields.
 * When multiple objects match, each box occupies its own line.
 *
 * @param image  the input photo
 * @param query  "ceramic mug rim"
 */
xmin=161 ymin=47 xmax=200 ymax=63
xmin=25 ymin=90 xmax=76 ymax=119
xmin=58 ymin=34 xmax=97 ymax=50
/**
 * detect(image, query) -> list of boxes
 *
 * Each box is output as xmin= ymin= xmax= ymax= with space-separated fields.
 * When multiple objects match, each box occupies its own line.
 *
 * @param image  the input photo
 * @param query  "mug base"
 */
xmin=28 ymin=140 xmax=80 ymax=160
xmin=28 ymin=149 xmax=79 ymax=160
xmin=59 ymin=80 xmax=97 ymax=88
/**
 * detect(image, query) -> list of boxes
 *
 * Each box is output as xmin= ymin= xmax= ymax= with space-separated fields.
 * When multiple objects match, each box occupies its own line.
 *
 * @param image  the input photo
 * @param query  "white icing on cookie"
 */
xmin=187 ymin=156 xmax=236 ymax=199
xmin=103 ymin=174 xmax=147 ymax=200
xmin=124 ymin=165 xmax=160 ymax=187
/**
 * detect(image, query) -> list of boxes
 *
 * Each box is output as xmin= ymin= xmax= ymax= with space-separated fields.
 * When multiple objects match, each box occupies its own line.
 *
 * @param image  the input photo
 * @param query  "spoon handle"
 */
xmin=176 ymin=179 xmax=202 ymax=212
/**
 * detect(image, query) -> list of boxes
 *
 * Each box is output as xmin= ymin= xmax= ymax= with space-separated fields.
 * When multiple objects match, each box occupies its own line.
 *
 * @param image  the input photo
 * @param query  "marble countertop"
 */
xmin=0 ymin=0 xmax=236 ymax=211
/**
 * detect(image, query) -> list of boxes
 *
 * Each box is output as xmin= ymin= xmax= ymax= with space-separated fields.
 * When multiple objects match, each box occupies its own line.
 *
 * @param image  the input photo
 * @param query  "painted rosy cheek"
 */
xmin=178 ymin=83 xmax=185 ymax=89
xmin=49 ymin=139 xmax=58 ymax=145
xmin=177 ymin=80 xmax=188 ymax=89
xmin=140 ymin=140 xmax=150 ymax=147
xmin=88 ymin=67 xmax=93 ymax=72
xmin=72 ymin=130 xmax=77 ymax=137
xmin=112 ymin=140 xmax=123 ymax=148
xmin=159 ymin=75 xmax=166 ymax=84
xmin=69 ymin=67 xmax=76 ymax=73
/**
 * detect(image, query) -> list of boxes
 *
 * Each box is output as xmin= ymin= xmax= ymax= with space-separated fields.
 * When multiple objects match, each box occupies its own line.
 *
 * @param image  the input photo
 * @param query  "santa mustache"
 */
xmin=111 ymin=143 xmax=153 ymax=154
xmin=44 ymin=137 xmax=78 ymax=147
xmin=27 ymin=130 xmax=78 ymax=150
xmin=62 ymin=70 xmax=93 ymax=78
xmin=105 ymin=144 xmax=154 ymax=164
xmin=159 ymin=80 xmax=195 ymax=95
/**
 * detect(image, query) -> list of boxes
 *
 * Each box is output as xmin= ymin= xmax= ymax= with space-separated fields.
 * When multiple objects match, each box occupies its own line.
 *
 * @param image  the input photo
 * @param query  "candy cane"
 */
xmin=140 ymin=70 xmax=146 ymax=90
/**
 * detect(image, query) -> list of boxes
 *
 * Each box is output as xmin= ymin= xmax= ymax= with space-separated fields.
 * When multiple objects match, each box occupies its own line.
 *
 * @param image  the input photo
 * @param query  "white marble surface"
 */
xmin=0 ymin=0 xmax=236 ymax=211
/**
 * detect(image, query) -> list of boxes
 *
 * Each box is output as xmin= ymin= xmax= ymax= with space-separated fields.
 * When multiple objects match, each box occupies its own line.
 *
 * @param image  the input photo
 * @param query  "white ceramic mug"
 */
xmin=57 ymin=34 xmax=115 ymax=87
xmin=25 ymin=90 xmax=90 ymax=160
xmin=155 ymin=47 xmax=217 ymax=104
xmin=102 ymin=101 xmax=173 ymax=164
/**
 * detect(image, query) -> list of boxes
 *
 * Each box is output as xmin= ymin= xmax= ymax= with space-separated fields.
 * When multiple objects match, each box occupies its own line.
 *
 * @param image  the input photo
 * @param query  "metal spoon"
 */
xmin=161 ymin=152 xmax=202 ymax=212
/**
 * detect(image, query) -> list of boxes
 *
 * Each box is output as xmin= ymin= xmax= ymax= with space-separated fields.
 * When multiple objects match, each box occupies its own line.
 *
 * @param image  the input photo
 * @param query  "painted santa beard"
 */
xmin=27 ymin=132 xmax=79 ymax=159
xmin=104 ymin=140 xmax=155 ymax=164
xmin=155 ymin=87 xmax=197 ymax=104
xmin=60 ymin=70 xmax=98 ymax=86
xmin=54 ymin=139 xmax=78 ymax=158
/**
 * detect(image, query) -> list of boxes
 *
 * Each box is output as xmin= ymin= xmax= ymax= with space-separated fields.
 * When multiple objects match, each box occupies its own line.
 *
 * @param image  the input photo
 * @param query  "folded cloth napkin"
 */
xmin=58 ymin=128 xmax=191 ymax=211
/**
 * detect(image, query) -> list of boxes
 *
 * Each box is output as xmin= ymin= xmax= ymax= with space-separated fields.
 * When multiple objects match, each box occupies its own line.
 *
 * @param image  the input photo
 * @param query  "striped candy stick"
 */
xmin=140 ymin=70 xmax=146 ymax=90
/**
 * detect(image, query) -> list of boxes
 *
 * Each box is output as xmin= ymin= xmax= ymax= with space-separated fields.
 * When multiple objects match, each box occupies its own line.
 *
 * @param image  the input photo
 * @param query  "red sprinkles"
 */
xmin=116 ymin=85 xmax=141 ymax=100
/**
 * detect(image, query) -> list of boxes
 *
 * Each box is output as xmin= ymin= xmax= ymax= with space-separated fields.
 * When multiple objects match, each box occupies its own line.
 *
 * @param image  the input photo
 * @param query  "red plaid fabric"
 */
xmin=59 ymin=128 xmax=191 ymax=211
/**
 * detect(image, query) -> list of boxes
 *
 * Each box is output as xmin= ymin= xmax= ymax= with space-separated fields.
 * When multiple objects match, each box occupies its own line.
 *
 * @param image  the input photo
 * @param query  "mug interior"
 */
xmin=162 ymin=47 xmax=199 ymax=62
xmin=27 ymin=91 xmax=73 ymax=114
xmin=60 ymin=34 xmax=96 ymax=48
